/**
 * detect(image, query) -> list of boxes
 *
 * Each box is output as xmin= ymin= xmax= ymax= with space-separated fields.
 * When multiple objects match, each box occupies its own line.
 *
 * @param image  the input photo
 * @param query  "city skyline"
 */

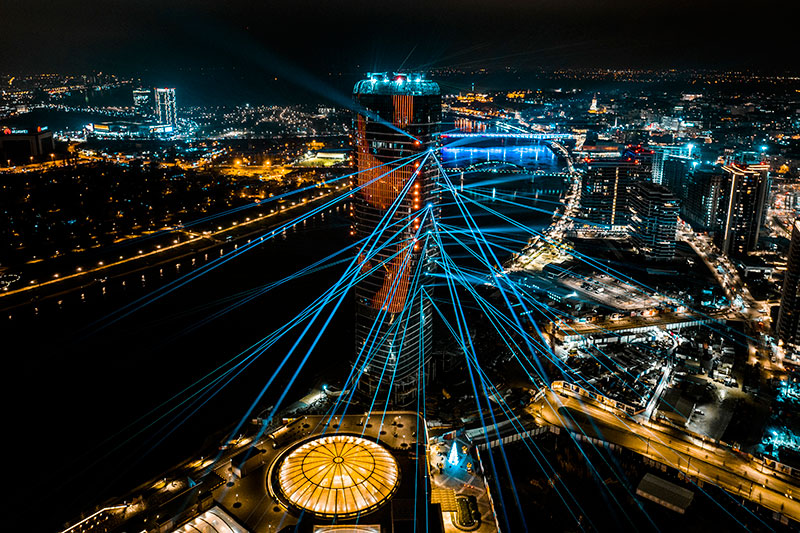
xmin=4 ymin=3 xmax=800 ymax=532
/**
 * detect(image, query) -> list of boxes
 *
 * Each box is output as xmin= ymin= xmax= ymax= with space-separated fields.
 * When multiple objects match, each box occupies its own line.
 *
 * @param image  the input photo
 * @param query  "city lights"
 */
xmin=2 ymin=16 xmax=799 ymax=533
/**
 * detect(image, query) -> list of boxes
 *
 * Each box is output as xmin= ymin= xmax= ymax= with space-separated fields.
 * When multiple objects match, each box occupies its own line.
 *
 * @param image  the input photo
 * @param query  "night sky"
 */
xmin=3 ymin=0 xmax=796 ymax=75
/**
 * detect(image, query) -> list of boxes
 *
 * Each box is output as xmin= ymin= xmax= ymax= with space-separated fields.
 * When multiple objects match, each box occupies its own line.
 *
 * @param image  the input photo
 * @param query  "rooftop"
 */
xmin=354 ymin=73 xmax=440 ymax=96
xmin=273 ymin=434 xmax=399 ymax=518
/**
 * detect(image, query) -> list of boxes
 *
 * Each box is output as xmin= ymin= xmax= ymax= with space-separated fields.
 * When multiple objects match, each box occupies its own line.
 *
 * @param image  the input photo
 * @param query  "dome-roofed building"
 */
xmin=270 ymin=434 xmax=400 ymax=518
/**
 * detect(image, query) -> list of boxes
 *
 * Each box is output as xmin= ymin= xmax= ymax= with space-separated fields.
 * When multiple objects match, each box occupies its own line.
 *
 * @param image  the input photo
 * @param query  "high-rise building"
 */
xmin=154 ymin=87 xmax=177 ymax=129
xmin=623 ymin=145 xmax=654 ymax=181
xmin=132 ymin=88 xmax=152 ymax=115
xmin=661 ymin=154 xmax=693 ymax=200
xmin=682 ymin=164 xmax=723 ymax=231
xmin=713 ymin=161 xmax=770 ymax=257
xmin=351 ymin=73 xmax=440 ymax=406
xmin=777 ymin=220 xmax=800 ymax=346
xmin=582 ymin=157 xmax=639 ymax=229
xmin=651 ymin=144 xmax=693 ymax=185
xmin=629 ymin=181 xmax=680 ymax=261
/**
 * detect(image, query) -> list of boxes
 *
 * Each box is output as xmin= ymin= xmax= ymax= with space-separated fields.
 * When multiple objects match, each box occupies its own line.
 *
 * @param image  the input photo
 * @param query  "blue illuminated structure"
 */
xmin=448 ymin=440 xmax=459 ymax=466
xmin=441 ymin=132 xmax=572 ymax=140
xmin=353 ymin=72 xmax=440 ymax=96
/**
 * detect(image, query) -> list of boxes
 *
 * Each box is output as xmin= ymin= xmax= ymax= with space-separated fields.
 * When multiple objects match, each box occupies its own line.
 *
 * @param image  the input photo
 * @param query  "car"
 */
xmin=694 ymin=409 xmax=705 ymax=416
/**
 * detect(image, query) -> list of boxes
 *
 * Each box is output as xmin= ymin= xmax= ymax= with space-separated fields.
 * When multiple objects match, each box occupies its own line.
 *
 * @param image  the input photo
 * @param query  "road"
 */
xmin=643 ymin=362 xmax=673 ymax=420
xmin=679 ymin=225 xmax=766 ymax=320
xmin=506 ymin=169 xmax=581 ymax=272
xmin=529 ymin=388 xmax=800 ymax=522
xmin=678 ymin=225 xmax=787 ymax=375
xmin=0 ymin=186 xmax=344 ymax=305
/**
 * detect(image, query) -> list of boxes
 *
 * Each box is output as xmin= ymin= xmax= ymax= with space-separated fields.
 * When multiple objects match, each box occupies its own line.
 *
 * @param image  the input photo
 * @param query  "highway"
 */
xmin=528 ymin=388 xmax=800 ymax=522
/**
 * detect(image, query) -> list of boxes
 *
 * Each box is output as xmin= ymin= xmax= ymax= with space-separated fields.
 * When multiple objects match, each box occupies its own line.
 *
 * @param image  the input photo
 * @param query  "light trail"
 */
xmin=70 ymin=118 xmax=795 ymax=531
xmin=83 ymin=151 xmax=430 ymax=333
xmin=215 ymin=152 xmax=436 ymax=464
xmin=0 ymin=152 xmax=422 ymax=303
xmin=425 ymin=285 xmax=592 ymax=529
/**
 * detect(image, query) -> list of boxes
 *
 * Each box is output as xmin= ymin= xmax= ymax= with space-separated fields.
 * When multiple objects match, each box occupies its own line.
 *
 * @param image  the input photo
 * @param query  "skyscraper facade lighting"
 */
xmin=132 ymin=88 xmax=152 ymax=115
xmin=651 ymin=144 xmax=693 ymax=185
xmin=154 ymin=87 xmax=177 ymax=129
xmin=582 ymin=158 xmax=637 ymax=229
xmin=778 ymin=220 xmax=800 ymax=347
xmin=629 ymin=181 xmax=680 ymax=261
xmin=713 ymin=162 xmax=770 ymax=257
xmin=682 ymin=164 xmax=723 ymax=231
xmin=351 ymin=73 xmax=441 ymax=406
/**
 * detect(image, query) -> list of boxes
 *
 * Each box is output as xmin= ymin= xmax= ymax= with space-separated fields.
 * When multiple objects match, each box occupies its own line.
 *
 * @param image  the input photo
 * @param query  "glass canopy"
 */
xmin=276 ymin=435 xmax=399 ymax=518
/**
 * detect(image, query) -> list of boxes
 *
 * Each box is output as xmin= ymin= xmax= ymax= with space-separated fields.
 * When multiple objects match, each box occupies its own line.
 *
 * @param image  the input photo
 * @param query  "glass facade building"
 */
xmin=582 ymin=159 xmax=638 ymax=229
xmin=778 ymin=220 xmax=800 ymax=346
xmin=351 ymin=73 xmax=441 ymax=406
xmin=651 ymin=144 xmax=692 ymax=185
xmin=713 ymin=162 xmax=770 ymax=257
xmin=629 ymin=181 xmax=679 ymax=261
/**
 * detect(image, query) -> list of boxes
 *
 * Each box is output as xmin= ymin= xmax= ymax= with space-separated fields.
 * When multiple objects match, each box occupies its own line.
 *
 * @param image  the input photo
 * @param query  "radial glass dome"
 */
xmin=274 ymin=435 xmax=399 ymax=518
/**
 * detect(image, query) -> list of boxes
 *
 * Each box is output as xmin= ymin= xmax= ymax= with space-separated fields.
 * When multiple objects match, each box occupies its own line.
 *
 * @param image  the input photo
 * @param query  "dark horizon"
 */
xmin=5 ymin=2 xmax=800 ymax=531
xmin=3 ymin=0 xmax=798 ymax=77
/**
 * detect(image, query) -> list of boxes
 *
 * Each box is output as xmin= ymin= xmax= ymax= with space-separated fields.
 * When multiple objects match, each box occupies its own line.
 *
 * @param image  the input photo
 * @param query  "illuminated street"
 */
xmin=530 ymin=388 xmax=800 ymax=521
xmin=3 ymin=4 xmax=800 ymax=532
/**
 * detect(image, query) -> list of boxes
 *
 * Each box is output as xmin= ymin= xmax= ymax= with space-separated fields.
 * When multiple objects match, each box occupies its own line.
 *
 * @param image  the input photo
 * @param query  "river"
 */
xmin=2 ymin=141 xmax=564 ymax=531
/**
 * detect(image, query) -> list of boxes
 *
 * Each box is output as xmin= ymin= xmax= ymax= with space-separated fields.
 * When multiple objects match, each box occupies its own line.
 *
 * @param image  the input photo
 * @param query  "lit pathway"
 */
xmin=0 ymin=188 xmax=340 ymax=301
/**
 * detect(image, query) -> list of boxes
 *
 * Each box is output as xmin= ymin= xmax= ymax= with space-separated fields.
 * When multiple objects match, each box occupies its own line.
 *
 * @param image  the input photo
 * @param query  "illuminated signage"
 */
xmin=1 ymin=126 xmax=49 ymax=135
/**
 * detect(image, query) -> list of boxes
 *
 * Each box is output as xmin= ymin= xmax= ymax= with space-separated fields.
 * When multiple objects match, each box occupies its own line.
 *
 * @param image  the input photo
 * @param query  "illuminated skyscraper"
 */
xmin=351 ymin=73 xmax=440 ymax=406
xmin=651 ymin=144 xmax=693 ymax=185
xmin=661 ymin=153 xmax=693 ymax=199
xmin=581 ymin=146 xmax=652 ymax=230
xmin=623 ymin=145 xmax=654 ymax=181
xmin=713 ymin=161 xmax=770 ymax=257
xmin=132 ymin=88 xmax=152 ymax=115
xmin=154 ymin=87 xmax=177 ymax=129
xmin=682 ymin=164 xmax=723 ymax=231
xmin=629 ymin=181 xmax=679 ymax=261
xmin=778 ymin=220 xmax=800 ymax=346
xmin=582 ymin=159 xmax=636 ymax=229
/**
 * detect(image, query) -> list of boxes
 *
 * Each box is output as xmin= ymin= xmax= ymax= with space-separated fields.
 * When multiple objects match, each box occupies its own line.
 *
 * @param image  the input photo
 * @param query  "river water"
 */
xmin=2 ymin=142 xmax=564 ymax=531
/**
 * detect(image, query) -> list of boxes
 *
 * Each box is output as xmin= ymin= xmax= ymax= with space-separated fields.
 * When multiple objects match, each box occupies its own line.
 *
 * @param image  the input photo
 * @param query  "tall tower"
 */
xmin=582 ymin=159 xmax=636 ymax=229
xmin=154 ymin=87 xmax=177 ymax=129
xmin=682 ymin=164 xmax=723 ymax=231
xmin=629 ymin=181 xmax=679 ymax=261
xmin=581 ymin=146 xmax=653 ymax=231
xmin=713 ymin=161 xmax=770 ymax=257
xmin=778 ymin=220 xmax=800 ymax=346
xmin=132 ymin=88 xmax=152 ymax=115
xmin=351 ymin=73 xmax=441 ymax=406
xmin=651 ymin=144 xmax=692 ymax=185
